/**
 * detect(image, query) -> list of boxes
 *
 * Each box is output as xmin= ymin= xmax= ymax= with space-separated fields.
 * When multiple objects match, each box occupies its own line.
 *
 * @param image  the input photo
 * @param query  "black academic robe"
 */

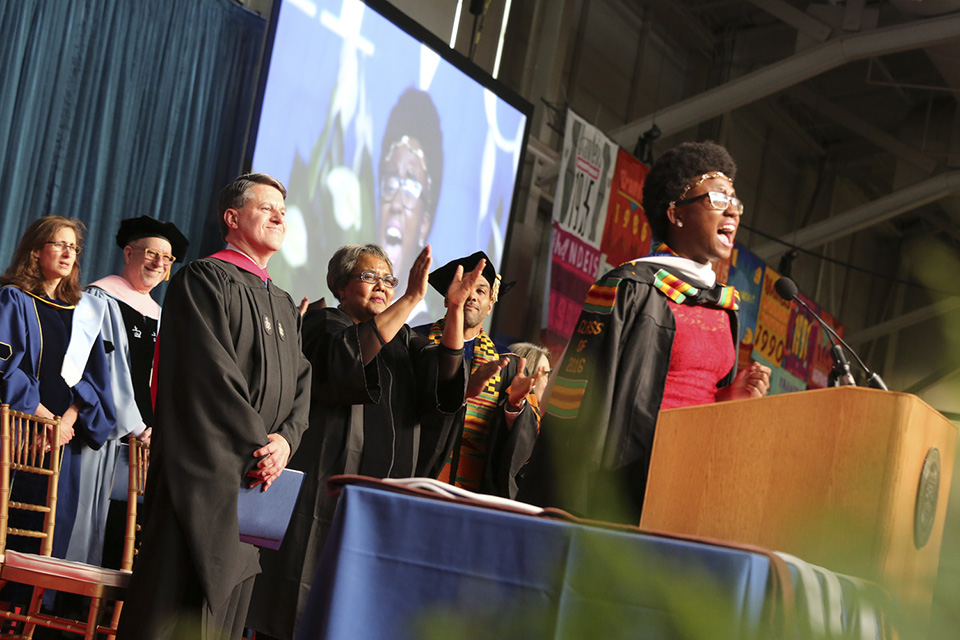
xmin=414 ymin=341 xmax=541 ymax=500
xmin=117 ymin=258 xmax=311 ymax=639
xmin=248 ymin=306 xmax=465 ymax=639
xmin=517 ymin=261 xmax=738 ymax=524
xmin=477 ymin=355 xmax=542 ymax=499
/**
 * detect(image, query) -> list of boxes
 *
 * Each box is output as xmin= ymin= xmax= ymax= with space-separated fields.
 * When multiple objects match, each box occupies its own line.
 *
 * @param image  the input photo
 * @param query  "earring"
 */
xmin=676 ymin=220 xmax=684 ymax=228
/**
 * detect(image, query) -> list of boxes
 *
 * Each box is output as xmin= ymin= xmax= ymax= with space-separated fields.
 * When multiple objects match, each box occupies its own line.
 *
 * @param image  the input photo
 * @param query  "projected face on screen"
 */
xmin=251 ymin=0 xmax=528 ymax=328
xmin=376 ymin=87 xmax=443 ymax=271
xmin=377 ymin=138 xmax=429 ymax=269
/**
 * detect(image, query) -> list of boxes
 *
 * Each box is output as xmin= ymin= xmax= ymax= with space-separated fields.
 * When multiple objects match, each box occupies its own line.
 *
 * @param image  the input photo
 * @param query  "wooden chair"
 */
xmin=0 ymin=406 xmax=149 ymax=639
xmin=0 ymin=404 xmax=63 ymax=635
xmin=109 ymin=433 xmax=149 ymax=629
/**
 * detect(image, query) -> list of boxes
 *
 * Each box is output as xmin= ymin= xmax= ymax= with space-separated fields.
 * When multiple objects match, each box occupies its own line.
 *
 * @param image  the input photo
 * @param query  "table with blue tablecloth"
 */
xmin=294 ymin=478 xmax=806 ymax=640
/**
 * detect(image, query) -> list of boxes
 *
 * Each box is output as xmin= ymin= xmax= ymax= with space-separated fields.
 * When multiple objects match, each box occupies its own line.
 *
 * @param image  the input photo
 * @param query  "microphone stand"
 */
xmin=829 ymin=344 xmax=857 ymax=387
xmin=776 ymin=278 xmax=889 ymax=391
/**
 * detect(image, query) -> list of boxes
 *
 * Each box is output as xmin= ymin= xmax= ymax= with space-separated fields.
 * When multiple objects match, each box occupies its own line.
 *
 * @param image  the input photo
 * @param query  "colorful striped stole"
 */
xmin=642 ymin=243 xmax=739 ymax=310
xmin=428 ymin=320 xmax=501 ymax=490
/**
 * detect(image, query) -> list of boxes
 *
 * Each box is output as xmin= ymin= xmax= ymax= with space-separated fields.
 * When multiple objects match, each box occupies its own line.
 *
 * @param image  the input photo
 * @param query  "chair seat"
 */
xmin=2 ymin=550 xmax=132 ymax=588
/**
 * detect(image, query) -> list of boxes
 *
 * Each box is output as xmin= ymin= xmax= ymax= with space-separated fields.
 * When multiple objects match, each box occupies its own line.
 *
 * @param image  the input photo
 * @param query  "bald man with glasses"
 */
xmin=75 ymin=216 xmax=189 ymax=569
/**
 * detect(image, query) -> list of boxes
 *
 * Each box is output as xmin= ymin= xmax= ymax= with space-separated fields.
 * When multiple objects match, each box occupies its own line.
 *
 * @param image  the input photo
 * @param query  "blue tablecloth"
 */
xmin=295 ymin=483 xmax=787 ymax=640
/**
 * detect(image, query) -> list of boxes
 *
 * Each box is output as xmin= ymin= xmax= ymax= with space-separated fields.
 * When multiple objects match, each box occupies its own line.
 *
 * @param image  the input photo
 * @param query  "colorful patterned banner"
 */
xmin=782 ymin=289 xmax=819 ymax=383
xmin=752 ymin=266 xmax=791 ymax=368
xmin=766 ymin=362 xmax=809 ymax=395
xmin=807 ymin=307 xmax=844 ymax=389
xmin=725 ymin=244 xmax=765 ymax=370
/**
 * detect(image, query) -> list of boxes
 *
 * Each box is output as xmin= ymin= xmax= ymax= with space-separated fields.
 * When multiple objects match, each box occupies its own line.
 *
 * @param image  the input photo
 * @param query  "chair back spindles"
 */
xmin=0 ymin=404 xmax=62 ymax=557
xmin=121 ymin=435 xmax=149 ymax=572
xmin=0 ymin=405 xmax=143 ymax=638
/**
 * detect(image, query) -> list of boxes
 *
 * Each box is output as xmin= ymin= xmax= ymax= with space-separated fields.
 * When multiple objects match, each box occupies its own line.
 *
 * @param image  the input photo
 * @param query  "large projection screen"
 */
xmin=250 ymin=0 xmax=531 ymax=329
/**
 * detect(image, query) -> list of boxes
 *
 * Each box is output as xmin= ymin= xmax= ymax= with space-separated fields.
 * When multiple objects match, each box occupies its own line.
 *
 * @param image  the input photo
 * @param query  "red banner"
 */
xmin=782 ymin=290 xmax=819 ymax=383
xmin=543 ymin=223 xmax=604 ymax=356
xmin=807 ymin=307 xmax=844 ymax=389
xmin=600 ymin=149 xmax=651 ymax=270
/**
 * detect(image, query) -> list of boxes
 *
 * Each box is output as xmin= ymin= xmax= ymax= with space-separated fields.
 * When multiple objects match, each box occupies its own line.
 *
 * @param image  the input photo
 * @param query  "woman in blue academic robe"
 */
xmin=0 ymin=216 xmax=116 ymax=561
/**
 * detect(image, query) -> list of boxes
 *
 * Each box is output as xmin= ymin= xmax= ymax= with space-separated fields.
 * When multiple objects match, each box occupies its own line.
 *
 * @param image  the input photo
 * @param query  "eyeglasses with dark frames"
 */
xmin=46 ymin=241 xmax=82 ymax=255
xmin=674 ymin=191 xmax=744 ymax=215
xmin=349 ymin=270 xmax=399 ymax=289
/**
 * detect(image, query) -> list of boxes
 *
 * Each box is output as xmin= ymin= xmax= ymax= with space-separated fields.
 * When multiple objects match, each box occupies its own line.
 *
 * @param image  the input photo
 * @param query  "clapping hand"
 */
xmin=445 ymin=258 xmax=486 ymax=309
xmin=507 ymin=357 xmax=548 ymax=408
xmin=402 ymin=245 xmax=433 ymax=304
xmin=467 ymin=357 xmax=508 ymax=398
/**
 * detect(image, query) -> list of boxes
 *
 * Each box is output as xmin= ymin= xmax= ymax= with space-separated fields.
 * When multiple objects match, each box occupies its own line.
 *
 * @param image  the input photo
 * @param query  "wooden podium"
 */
xmin=640 ymin=387 xmax=957 ymax=617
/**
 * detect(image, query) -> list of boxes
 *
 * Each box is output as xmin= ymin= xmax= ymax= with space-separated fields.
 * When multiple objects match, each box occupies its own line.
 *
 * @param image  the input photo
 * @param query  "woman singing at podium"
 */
xmin=518 ymin=141 xmax=771 ymax=524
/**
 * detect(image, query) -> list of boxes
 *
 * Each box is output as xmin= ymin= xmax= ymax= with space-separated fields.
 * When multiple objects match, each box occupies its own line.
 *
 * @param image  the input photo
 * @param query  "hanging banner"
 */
xmin=752 ymin=266 xmax=791 ymax=368
xmin=782 ymin=289 xmax=819 ymax=383
xmin=807 ymin=307 xmax=845 ymax=389
xmin=552 ymin=111 xmax=616 ymax=249
xmin=724 ymin=243 xmax=765 ymax=370
xmin=544 ymin=223 xmax=605 ymax=351
xmin=599 ymin=148 xmax=651 ymax=273
xmin=545 ymin=110 xmax=617 ymax=354
xmin=769 ymin=366 xmax=808 ymax=395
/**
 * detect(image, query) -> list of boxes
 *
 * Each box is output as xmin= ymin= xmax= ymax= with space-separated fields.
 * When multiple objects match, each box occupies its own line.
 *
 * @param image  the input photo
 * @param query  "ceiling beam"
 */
xmin=746 ymin=0 xmax=832 ymax=42
xmin=607 ymin=12 xmax=960 ymax=146
xmin=752 ymin=170 xmax=960 ymax=260
xmin=787 ymin=85 xmax=938 ymax=174
xmin=903 ymin=363 xmax=960 ymax=395
xmin=845 ymin=297 xmax=960 ymax=345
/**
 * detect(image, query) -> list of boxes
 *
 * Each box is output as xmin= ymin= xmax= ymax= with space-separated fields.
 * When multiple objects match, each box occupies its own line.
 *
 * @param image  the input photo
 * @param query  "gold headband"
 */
xmin=675 ymin=171 xmax=733 ymax=203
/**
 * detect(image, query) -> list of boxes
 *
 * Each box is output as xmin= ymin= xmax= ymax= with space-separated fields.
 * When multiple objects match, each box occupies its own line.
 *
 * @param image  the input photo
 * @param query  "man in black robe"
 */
xmin=118 ymin=174 xmax=311 ymax=639
xmin=415 ymin=252 xmax=544 ymax=498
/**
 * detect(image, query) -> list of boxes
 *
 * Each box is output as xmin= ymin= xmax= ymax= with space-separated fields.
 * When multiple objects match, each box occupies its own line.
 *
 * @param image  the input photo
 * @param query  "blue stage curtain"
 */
xmin=0 ymin=0 xmax=265 ymax=284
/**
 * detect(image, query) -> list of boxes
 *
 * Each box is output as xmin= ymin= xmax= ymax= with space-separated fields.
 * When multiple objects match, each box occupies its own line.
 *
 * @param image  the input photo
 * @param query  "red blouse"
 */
xmin=659 ymin=301 xmax=735 ymax=410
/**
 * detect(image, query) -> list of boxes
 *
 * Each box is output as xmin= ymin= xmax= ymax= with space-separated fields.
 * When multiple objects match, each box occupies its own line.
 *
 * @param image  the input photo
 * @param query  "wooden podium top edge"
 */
xmin=658 ymin=387 xmax=957 ymax=431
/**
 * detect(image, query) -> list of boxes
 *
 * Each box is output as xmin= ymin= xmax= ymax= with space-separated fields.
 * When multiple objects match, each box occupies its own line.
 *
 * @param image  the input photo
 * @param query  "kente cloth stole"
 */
xmin=428 ymin=320 xmax=501 ymax=489
xmin=643 ymin=242 xmax=739 ymax=310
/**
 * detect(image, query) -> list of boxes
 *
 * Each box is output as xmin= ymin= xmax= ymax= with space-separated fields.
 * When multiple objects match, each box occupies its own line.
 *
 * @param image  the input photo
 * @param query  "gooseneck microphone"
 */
xmin=773 ymin=277 xmax=888 ymax=390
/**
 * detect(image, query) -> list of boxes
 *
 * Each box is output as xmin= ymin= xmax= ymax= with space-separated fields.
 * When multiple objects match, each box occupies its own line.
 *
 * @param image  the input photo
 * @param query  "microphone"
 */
xmin=773 ymin=277 xmax=888 ymax=390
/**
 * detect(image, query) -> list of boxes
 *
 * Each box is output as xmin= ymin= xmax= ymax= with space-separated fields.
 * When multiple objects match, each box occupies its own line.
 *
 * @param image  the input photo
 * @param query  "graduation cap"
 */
xmin=116 ymin=216 xmax=189 ymax=261
xmin=428 ymin=251 xmax=516 ymax=303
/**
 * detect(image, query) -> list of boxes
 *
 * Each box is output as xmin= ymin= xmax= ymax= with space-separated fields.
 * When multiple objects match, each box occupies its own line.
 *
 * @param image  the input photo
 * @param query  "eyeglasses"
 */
xmin=139 ymin=247 xmax=176 ymax=266
xmin=380 ymin=175 xmax=424 ymax=210
xmin=350 ymin=270 xmax=399 ymax=288
xmin=674 ymin=191 xmax=744 ymax=215
xmin=46 ymin=241 xmax=82 ymax=255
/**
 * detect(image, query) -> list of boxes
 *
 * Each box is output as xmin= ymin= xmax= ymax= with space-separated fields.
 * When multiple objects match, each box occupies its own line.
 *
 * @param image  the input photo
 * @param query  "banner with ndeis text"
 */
xmin=543 ymin=110 xmax=616 ymax=358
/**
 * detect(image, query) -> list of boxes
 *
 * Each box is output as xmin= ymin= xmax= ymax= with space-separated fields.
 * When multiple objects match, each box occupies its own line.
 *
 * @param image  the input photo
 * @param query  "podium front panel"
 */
xmin=640 ymin=387 xmax=957 ymax=617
